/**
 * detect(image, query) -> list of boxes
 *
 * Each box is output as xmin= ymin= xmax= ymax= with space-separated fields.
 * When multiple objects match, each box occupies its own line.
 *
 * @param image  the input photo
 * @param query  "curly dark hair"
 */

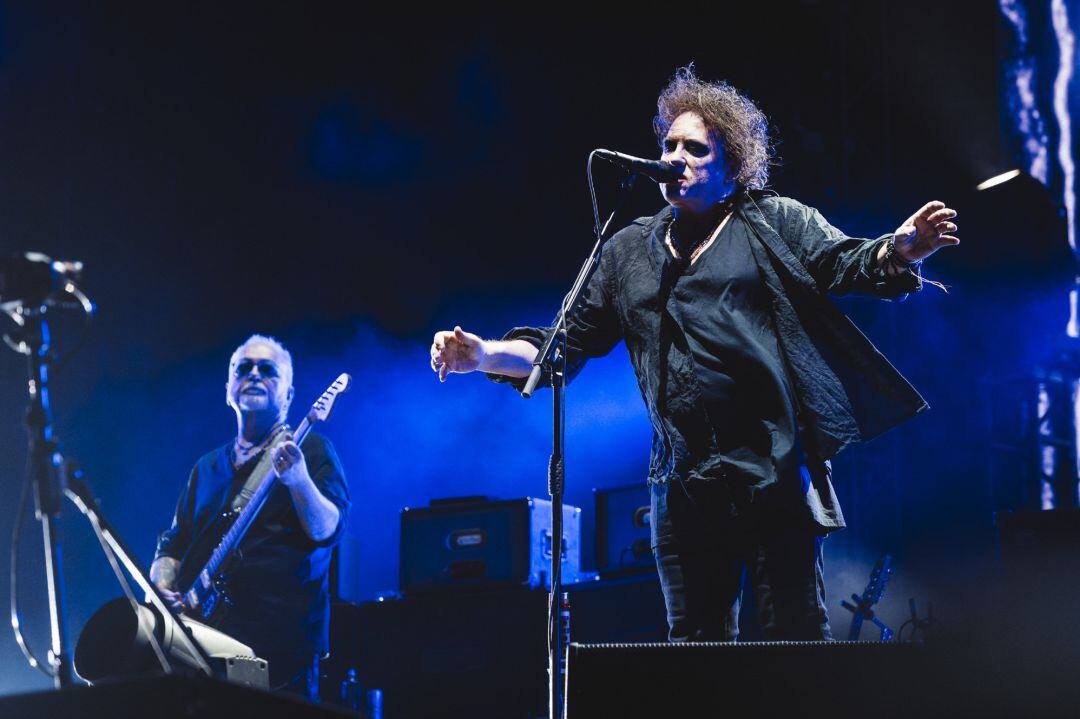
xmin=653 ymin=65 xmax=774 ymax=190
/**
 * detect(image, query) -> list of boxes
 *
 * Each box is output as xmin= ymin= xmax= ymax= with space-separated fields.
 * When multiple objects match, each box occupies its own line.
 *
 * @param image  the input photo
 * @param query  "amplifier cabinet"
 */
xmin=327 ymin=589 xmax=549 ymax=718
xmin=400 ymin=497 xmax=581 ymax=594
xmin=594 ymin=483 xmax=653 ymax=575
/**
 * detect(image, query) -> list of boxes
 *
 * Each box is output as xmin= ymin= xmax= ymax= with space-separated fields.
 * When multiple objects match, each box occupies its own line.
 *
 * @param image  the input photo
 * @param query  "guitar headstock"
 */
xmin=866 ymin=554 xmax=893 ymax=604
xmin=308 ymin=373 xmax=352 ymax=424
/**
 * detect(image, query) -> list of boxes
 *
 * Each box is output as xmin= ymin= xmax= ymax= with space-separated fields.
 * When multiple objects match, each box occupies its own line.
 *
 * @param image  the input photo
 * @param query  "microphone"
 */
xmin=593 ymin=149 xmax=684 ymax=183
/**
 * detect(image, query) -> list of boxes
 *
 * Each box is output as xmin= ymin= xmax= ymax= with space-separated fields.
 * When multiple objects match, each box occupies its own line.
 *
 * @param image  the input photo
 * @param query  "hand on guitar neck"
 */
xmin=271 ymin=433 xmax=340 ymax=543
xmin=270 ymin=433 xmax=306 ymax=487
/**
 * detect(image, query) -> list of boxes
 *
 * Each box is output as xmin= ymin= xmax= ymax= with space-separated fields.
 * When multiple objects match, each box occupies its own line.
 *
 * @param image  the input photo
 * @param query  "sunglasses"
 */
xmin=234 ymin=359 xmax=282 ymax=379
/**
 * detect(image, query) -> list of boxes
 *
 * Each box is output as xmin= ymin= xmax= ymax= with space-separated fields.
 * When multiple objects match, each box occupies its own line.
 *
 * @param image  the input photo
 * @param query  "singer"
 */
xmin=430 ymin=66 xmax=958 ymax=641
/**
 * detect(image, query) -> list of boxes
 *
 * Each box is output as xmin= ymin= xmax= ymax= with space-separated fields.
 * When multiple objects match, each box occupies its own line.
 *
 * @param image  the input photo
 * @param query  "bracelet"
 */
xmin=881 ymin=237 xmax=921 ymax=271
xmin=881 ymin=237 xmax=924 ymax=276
xmin=878 ymin=238 xmax=946 ymax=292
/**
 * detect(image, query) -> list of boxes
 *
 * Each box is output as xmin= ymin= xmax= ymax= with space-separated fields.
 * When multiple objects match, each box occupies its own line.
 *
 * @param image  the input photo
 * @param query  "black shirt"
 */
xmin=155 ymin=432 xmax=349 ymax=680
xmin=671 ymin=218 xmax=801 ymax=488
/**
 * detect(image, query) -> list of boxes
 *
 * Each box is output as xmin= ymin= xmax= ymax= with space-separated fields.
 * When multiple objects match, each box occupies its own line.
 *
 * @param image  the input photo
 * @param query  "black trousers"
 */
xmin=650 ymin=479 xmax=832 ymax=642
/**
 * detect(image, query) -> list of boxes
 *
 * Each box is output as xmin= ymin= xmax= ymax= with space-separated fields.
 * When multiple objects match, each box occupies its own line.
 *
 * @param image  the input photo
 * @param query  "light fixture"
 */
xmin=977 ymin=169 xmax=1023 ymax=191
xmin=74 ymin=598 xmax=267 ymax=687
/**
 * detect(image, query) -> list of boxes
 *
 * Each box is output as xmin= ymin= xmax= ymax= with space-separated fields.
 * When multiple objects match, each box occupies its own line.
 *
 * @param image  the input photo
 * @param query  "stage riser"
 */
xmin=0 ymin=676 xmax=346 ymax=719
xmin=567 ymin=641 xmax=928 ymax=717
xmin=567 ymin=639 xmax=1080 ymax=717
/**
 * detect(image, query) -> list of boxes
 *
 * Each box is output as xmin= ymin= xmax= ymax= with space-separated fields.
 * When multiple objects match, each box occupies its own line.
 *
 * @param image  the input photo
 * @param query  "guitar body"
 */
xmin=173 ymin=506 xmax=245 ymax=625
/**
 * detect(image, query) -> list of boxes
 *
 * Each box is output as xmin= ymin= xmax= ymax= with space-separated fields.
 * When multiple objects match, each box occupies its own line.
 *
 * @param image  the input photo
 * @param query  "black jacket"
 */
xmin=491 ymin=191 xmax=928 ymax=487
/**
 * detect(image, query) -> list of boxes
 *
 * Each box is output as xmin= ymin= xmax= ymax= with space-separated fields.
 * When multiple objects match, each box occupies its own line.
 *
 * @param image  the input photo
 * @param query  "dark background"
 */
xmin=0 ymin=1 xmax=1073 ymax=697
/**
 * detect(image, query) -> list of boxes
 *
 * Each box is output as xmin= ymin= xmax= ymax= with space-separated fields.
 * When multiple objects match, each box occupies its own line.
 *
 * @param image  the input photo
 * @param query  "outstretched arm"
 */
xmin=431 ymin=242 xmax=622 ymax=386
xmin=780 ymin=198 xmax=958 ymax=296
xmin=430 ymin=326 xmax=539 ymax=381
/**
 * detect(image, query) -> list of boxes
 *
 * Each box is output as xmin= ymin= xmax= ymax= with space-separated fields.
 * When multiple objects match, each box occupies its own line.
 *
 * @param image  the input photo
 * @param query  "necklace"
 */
xmin=666 ymin=202 xmax=735 ymax=265
xmin=231 ymin=421 xmax=285 ymax=466
xmin=237 ymin=421 xmax=285 ymax=448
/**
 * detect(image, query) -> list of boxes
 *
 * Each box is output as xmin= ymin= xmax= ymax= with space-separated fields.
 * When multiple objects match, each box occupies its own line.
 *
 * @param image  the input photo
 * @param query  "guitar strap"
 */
xmin=229 ymin=425 xmax=290 ymax=512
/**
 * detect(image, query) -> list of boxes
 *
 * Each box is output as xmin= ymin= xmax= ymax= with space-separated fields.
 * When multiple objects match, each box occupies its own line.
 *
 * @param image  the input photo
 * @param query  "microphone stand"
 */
xmin=20 ymin=309 xmax=74 ymax=687
xmin=5 ymin=271 xmax=215 ymax=686
xmin=521 ymin=167 xmax=637 ymax=719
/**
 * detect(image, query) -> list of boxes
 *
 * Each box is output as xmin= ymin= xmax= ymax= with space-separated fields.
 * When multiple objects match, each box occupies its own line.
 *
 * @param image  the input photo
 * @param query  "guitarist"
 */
xmin=149 ymin=334 xmax=350 ymax=701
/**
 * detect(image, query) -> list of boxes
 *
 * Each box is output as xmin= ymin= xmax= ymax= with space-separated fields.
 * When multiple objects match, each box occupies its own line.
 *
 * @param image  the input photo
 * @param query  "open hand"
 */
xmin=893 ymin=201 xmax=959 ymax=263
xmin=430 ymin=326 xmax=485 ymax=382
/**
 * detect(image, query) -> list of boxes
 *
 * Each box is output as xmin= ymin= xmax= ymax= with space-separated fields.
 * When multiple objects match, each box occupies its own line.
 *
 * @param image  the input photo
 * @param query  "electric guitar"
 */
xmin=178 ymin=373 xmax=351 ymax=625
xmin=841 ymin=554 xmax=894 ymax=641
